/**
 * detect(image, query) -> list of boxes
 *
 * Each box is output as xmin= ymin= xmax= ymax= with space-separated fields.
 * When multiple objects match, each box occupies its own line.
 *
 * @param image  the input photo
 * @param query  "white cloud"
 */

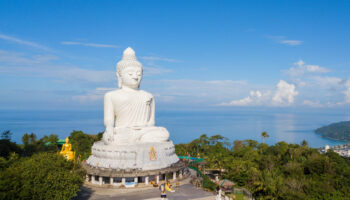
xmin=143 ymin=79 xmax=249 ymax=105
xmin=306 ymin=65 xmax=329 ymax=73
xmin=61 ymin=41 xmax=118 ymax=48
xmin=267 ymin=35 xmax=303 ymax=46
xmin=72 ymin=88 xmax=115 ymax=103
xmin=272 ymin=80 xmax=298 ymax=105
xmin=222 ymin=96 xmax=252 ymax=106
xmin=49 ymin=67 xmax=115 ymax=83
xmin=331 ymin=83 xmax=350 ymax=106
xmin=0 ymin=50 xmax=58 ymax=66
xmin=153 ymin=93 xmax=175 ymax=102
xmin=344 ymin=80 xmax=350 ymax=88
xmin=303 ymin=100 xmax=323 ymax=107
xmin=286 ymin=60 xmax=330 ymax=76
xmin=312 ymin=76 xmax=341 ymax=86
xmin=140 ymin=56 xmax=179 ymax=63
xmin=220 ymin=90 xmax=265 ymax=106
xmin=219 ymin=80 xmax=298 ymax=107
xmin=280 ymin=40 xmax=303 ymax=46
xmin=143 ymin=66 xmax=172 ymax=76
xmin=344 ymin=87 xmax=350 ymax=103
xmin=0 ymin=49 xmax=115 ymax=83
xmin=0 ymin=34 xmax=51 ymax=51
xmin=138 ymin=55 xmax=177 ymax=76
xmin=206 ymin=80 xmax=247 ymax=85
xmin=72 ymin=79 xmax=249 ymax=105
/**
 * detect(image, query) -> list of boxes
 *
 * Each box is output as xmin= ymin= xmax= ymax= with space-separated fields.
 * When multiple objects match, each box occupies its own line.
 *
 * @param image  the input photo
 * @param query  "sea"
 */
xmin=1 ymin=108 xmax=350 ymax=148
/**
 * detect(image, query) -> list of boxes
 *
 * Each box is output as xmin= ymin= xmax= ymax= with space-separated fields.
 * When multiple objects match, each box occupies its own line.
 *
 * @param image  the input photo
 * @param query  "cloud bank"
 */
xmin=61 ymin=41 xmax=119 ymax=48
xmin=220 ymin=80 xmax=298 ymax=107
xmin=0 ymin=34 xmax=51 ymax=51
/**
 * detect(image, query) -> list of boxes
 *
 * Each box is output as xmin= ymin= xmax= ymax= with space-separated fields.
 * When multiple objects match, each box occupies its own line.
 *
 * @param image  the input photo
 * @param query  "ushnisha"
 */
xmin=102 ymin=47 xmax=170 ymax=145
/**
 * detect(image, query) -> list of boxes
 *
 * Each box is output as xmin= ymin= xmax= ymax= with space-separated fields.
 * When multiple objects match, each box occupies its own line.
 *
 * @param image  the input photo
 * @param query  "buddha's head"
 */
xmin=116 ymin=47 xmax=143 ymax=89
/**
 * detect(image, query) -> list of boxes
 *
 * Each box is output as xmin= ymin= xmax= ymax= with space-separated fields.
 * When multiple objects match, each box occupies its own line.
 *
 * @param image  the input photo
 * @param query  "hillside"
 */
xmin=315 ymin=121 xmax=350 ymax=141
xmin=176 ymin=134 xmax=350 ymax=199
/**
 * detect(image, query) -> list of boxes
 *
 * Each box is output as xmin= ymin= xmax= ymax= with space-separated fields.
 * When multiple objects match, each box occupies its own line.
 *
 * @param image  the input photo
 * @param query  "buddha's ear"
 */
xmin=116 ymin=71 xmax=122 ymax=88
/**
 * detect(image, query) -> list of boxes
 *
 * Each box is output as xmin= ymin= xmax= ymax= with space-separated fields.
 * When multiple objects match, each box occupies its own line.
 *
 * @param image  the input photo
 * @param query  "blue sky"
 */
xmin=1 ymin=0 xmax=350 ymax=110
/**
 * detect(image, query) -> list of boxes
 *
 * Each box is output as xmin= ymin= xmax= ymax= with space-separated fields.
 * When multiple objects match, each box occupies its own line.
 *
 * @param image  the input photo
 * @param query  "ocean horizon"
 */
xmin=1 ymin=108 xmax=349 ymax=148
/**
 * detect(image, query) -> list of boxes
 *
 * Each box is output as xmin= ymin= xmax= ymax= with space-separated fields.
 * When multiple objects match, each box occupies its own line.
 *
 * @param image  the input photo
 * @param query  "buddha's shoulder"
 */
xmin=104 ymin=89 xmax=153 ymax=98
xmin=104 ymin=89 xmax=121 ymax=98
xmin=138 ymin=90 xmax=154 ymax=98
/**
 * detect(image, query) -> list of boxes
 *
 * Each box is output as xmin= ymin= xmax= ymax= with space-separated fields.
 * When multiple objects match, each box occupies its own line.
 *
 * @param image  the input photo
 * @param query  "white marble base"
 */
xmin=86 ymin=141 xmax=179 ymax=170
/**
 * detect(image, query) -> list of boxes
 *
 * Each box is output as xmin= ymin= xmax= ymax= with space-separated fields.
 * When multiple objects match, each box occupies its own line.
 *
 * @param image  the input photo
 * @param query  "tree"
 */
xmin=22 ymin=133 xmax=38 ymax=156
xmin=0 ymin=139 xmax=22 ymax=159
xmin=301 ymin=140 xmax=308 ymax=147
xmin=97 ymin=131 xmax=104 ymax=141
xmin=0 ymin=153 xmax=85 ymax=200
xmin=1 ymin=130 xmax=12 ymax=140
xmin=176 ymin=134 xmax=350 ymax=199
xmin=261 ymin=131 xmax=269 ymax=143
xmin=209 ymin=134 xmax=224 ymax=145
xmin=45 ymin=134 xmax=60 ymax=152
xmin=22 ymin=134 xmax=30 ymax=146
xmin=69 ymin=130 xmax=94 ymax=160
xmin=233 ymin=140 xmax=243 ymax=151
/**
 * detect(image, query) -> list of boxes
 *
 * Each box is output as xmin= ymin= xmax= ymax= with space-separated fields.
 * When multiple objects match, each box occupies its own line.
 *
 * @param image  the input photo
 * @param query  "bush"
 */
xmin=0 ymin=153 xmax=85 ymax=200
xmin=202 ymin=173 xmax=218 ymax=191
xmin=69 ymin=130 xmax=94 ymax=160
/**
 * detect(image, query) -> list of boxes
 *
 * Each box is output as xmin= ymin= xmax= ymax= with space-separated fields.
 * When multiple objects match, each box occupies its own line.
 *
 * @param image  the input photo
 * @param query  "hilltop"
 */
xmin=315 ymin=121 xmax=350 ymax=141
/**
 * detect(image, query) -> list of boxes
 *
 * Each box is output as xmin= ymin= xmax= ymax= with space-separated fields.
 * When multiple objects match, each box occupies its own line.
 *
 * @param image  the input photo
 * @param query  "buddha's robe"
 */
xmin=103 ymin=89 xmax=169 ymax=145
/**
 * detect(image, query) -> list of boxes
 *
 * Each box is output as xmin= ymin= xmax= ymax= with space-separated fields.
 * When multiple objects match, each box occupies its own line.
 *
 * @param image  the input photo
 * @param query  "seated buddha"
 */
xmin=102 ymin=47 xmax=170 ymax=145
xmin=60 ymin=137 xmax=75 ymax=160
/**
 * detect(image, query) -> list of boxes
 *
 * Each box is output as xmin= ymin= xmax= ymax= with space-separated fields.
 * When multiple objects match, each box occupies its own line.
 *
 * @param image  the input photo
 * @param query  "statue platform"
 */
xmin=84 ymin=141 xmax=187 ymax=187
xmin=86 ymin=141 xmax=179 ymax=170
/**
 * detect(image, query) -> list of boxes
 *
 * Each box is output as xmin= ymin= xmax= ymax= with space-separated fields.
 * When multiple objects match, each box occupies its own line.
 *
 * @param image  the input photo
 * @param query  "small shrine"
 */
xmin=60 ymin=137 xmax=75 ymax=160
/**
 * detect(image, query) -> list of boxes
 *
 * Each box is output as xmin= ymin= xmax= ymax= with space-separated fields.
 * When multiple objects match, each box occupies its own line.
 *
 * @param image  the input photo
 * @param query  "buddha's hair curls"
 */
xmin=116 ymin=47 xmax=142 ymax=74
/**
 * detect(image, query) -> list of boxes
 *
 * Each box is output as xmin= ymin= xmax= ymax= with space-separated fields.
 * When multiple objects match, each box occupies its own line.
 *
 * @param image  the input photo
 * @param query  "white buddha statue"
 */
xmin=102 ymin=47 xmax=170 ymax=145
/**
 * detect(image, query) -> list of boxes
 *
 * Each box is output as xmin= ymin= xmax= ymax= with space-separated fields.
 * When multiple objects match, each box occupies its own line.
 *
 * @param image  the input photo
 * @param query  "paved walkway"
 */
xmin=77 ymin=181 xmax=216 ymax=200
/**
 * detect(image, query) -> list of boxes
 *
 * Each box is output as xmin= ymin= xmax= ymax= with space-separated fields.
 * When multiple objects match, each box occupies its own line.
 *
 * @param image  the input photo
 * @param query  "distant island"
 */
xmin=315 ymin=121 xmax=350 ymax=141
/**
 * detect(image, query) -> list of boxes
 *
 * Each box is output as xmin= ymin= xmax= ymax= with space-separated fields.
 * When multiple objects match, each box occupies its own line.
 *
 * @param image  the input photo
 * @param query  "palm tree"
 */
xmin=261 ymin=131 xmax=269 ymax=143
xmin=301 ymin=140 xmax=308 ymax=147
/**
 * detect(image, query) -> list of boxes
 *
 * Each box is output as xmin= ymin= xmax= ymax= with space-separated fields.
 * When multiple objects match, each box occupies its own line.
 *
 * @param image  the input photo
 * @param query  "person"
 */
xmin=159 ymin=183 xmax=167 ymax=200
xmin=216 ymin=186 xmax=222 ymax=200
xmin=102 ymin=47 xmax=170 ymax=145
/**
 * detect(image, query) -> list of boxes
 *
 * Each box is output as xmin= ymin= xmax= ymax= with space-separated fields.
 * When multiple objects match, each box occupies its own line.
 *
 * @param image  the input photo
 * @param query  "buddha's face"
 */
xmin=119 ymin=67 xmax=142 ymax=89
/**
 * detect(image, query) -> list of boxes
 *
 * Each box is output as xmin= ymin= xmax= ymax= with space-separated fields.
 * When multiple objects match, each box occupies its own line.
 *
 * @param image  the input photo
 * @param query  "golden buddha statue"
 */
xmin=60 ymin=137 xmax=75 ymax=160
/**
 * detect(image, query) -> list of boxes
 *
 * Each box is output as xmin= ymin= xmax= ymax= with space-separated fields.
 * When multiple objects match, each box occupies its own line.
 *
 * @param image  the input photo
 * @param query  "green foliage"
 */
xmin=176 ymin=135 xmax=350 ymax=200
xmin=0 ymin=139 xmax=22 ymax=159
xmin=0 ymin=153 xmax=19 ymax=170
xmin=0 ymin=153 xmax=85 ymax=200
xmin=97 ymin=131 xmax=104 ymax=141
xmin=0 ymin=131 xmax=93 ymax=199
xmin=21 ymin=133 xmax=59 ymax=156
xmin=1 ymin=130 xmax=12 ymax=140
xmin=261 ymin=131 xmax=269 ymax=143
xmin=69 ymin=130 xmax=94 ymax=160
xmin=3 ymin=130 xmax=98 ymax=161
xmin=189 ymin=166 xmax=218 ymax=191
xmin=202 ymin=173 xmax=218 ymax=191
xmin=315 ymin=121 xmax=350 ymax=141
